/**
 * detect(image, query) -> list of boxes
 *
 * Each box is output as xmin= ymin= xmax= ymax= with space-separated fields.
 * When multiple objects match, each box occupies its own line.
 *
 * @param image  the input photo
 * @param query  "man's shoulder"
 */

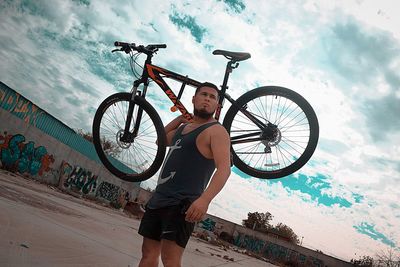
xmin=206 ymin=122 xmax=229 ymax=137
xmin=205 ymin=121 xmax=224 ymax=130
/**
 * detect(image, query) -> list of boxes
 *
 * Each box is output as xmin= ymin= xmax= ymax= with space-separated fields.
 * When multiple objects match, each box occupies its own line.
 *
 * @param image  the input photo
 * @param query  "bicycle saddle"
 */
xmin=212 ymin=50 xmax=251 ymax=61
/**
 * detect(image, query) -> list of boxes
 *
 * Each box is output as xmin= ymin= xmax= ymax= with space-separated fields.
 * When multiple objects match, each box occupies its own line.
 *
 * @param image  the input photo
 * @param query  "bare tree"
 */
xmin=374 ymin=247 xmax=400 ymax=267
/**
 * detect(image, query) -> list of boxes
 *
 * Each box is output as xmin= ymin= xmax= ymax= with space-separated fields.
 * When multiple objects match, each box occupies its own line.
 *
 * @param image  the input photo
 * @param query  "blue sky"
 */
xmin=1 ymin=0 xmax=399 ymax=261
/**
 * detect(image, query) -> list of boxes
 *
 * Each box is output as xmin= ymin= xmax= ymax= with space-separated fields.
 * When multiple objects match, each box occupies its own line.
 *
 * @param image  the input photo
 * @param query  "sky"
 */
xmin=0 ymin=0 xmax=399 ymax=261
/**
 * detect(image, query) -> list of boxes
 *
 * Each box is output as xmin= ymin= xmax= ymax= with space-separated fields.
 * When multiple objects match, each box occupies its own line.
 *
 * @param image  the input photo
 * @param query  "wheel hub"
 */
xmin=261 ymin=124 xmax=282 ymax=167
xmin=261 ymin=124 xmax=282 ymax=147
xmin=116 ymin=130 xmax=131 ymax=149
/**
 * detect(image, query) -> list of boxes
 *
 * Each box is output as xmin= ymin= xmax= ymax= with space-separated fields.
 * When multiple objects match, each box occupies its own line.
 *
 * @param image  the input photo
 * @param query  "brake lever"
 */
xmin=111 ymin=47 xmax=131 ymax=53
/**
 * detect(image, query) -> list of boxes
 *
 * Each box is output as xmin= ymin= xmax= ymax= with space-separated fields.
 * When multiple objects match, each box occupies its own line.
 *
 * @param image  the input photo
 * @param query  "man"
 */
xmin=138 ymin=82 xmax=231 ymax=267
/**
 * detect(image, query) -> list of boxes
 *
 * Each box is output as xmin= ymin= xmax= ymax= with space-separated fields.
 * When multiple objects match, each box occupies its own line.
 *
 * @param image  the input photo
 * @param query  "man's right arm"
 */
xmin=164 ymin=115 xmax=187 ymax=146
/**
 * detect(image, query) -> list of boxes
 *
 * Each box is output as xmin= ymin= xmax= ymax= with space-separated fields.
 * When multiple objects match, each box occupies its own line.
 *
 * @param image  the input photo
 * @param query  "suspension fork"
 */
xmin=121 ymin=82 xmax=148 ymax=142
xmin=132 ymin=88 xmax=145 ymax=137
xmin=121 ymin=52 xmax=153 ymax=142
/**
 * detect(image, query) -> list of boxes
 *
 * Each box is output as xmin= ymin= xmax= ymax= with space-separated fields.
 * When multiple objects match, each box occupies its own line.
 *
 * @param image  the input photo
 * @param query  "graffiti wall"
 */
xmin=0 ymin=131 xmax=131 ymax=209
xmin=233 ymin=233 xmax=324 ymax=267
xmin=196 ymin=214 xmax=235 ymax=236
xmin=193 ymin=214 xmax=353 ymax=267
xmin=199 ymin=217 xmax=217 ymax=232
xmin=59 ymin=161 xmax=98 ymax=196
xmin=0 ymin=131 xmax=55 ymax=176
xmin=58 ymin=160 xmax=128 ymax=208
xmin=0 ymin=81 xmax=140 ymax=207
xmin=96 ymin=181 xmax=129 ymax=209
xmin=0 ymin=83 xmax=44 ymax=126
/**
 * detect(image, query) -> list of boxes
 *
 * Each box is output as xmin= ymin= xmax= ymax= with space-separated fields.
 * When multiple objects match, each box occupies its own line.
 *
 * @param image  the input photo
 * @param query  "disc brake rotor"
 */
xmin=116 ymin=130 xmax=131 ymax=149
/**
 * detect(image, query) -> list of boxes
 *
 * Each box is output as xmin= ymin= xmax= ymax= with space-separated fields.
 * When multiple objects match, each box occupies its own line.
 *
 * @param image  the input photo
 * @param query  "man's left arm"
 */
xmin=185 ymin=126 xmax=231 ymax=223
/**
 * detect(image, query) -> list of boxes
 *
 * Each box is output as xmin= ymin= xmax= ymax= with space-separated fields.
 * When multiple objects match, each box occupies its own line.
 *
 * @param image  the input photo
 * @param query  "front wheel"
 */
xmin=92 ymin=93 xmax=166 ymax=182
xmin=223 ymin=86 xmax=319 ymax=179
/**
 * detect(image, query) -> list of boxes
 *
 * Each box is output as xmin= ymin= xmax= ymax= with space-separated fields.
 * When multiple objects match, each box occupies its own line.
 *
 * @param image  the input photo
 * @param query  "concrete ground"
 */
xmin=0 ymin=170 xmax=277 ymax=267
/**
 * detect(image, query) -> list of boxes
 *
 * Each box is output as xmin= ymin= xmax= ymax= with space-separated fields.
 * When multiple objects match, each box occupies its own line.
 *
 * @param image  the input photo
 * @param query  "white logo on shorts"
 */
xmin=161 ymin=230 xmax=175 ymax=235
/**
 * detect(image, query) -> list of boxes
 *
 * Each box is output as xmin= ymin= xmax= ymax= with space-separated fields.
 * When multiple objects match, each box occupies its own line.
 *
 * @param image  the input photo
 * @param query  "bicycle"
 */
xmin=92 ymin=41 xmax=319 ymax=182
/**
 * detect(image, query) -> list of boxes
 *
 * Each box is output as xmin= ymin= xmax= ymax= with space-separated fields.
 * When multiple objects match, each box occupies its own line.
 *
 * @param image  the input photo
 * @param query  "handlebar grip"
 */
xmin=114 ymin=41 xmax=129 ymax=47
xmin=148 ymin=44 xmax=167 ymax=49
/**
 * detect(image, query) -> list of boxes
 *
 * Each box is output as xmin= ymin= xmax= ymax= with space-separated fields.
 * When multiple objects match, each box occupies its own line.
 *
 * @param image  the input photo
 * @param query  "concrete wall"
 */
xmin=195 ymin=214 xmax=352 ymax=267
xmin=0 ymin=107 xmax=140 ymax=208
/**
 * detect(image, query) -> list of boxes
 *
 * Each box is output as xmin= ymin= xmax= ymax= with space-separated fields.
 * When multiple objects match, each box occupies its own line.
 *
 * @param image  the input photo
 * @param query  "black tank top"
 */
xmin=146 ymin=122 xmax=219 ymax=209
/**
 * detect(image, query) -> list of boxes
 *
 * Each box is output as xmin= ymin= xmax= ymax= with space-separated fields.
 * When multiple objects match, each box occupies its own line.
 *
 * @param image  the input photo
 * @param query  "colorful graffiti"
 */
xmin=59 ymin=161 xmax=98 ymax=195
xmin=199 ymin=217 xmax=216 ymax=232
xmin=0 ymin=132 xmax=55 ymax=175
xmin=58 ymin=161 xmax=129 ymax=208
xmin=233 ymin=233 xmax=324 ymax=267
xmin=0 ymin=84 xmax=44 ymax=126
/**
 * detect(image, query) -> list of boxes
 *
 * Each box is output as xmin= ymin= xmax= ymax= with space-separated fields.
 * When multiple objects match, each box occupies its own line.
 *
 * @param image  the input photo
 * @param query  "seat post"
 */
xmin=214 ymin=60 xmax=237 ymax=121
xmin=220 ymin=60 xmax=236 ymax=95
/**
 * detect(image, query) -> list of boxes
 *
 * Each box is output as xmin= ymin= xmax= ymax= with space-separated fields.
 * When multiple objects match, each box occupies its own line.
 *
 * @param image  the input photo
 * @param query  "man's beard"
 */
xmin=194 ymin=107 xmax=214 ymax=120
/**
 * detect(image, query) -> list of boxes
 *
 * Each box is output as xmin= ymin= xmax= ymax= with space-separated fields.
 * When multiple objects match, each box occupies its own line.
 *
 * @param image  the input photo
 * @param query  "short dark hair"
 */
xmin=195 ymin=82 xmax=219 ymax=96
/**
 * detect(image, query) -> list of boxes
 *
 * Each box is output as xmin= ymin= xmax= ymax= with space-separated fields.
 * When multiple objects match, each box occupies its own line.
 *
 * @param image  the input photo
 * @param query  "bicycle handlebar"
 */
xmin=148 ymin=44 xmax=167 ymax=49
xmin=113 ymin=41 xmax=167 ymax=54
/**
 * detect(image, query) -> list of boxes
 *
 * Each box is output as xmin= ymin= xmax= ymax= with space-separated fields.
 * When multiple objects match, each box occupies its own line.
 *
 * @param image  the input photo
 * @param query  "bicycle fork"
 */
xmin=120 ymin=85 xmax=145 ymax=143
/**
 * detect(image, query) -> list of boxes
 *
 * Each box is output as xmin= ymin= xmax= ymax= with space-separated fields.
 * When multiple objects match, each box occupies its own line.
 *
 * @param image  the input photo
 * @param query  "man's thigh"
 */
xmin=160 ymin=206 xmax=195 ymax=248
xmin=160 ymin=239 xmax=184 ymax=264
xmin=138 ymin=208 xmax=162 ymax=241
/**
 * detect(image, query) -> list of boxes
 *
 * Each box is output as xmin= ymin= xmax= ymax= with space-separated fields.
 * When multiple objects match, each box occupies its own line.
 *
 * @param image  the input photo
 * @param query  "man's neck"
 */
xmin=192 ymin=116 xmax=215 ymax=125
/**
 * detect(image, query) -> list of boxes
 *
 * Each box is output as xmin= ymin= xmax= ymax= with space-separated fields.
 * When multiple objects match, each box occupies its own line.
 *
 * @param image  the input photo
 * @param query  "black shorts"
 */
xmin=138 ymin=205 xmax=195 ymax=248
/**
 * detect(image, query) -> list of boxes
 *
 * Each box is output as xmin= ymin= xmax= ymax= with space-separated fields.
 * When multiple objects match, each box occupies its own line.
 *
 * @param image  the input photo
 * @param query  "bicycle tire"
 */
xmin=92 ymin=93 xmax=166 ymax=182
xmin=223 ymin=86 xmax=319 ymax=179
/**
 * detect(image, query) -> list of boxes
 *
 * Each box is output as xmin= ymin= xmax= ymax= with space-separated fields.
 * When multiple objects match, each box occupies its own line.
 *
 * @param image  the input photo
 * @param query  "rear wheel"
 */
xmin=223 ymin=86 xmax=319 ymax=179
xmin=92 ymin=93 xmax=166 ymax=182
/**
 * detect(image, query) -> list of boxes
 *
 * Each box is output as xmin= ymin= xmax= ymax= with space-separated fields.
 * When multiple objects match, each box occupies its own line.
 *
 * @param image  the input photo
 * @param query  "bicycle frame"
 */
xmin=93 ymin=43 xmax=319 ymax=181
xmin=122 ymin=54 xmax=269 ymax=144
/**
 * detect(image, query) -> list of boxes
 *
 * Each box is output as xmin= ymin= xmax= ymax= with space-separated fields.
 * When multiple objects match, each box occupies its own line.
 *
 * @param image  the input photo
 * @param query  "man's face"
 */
xmin=192 ymin=86 xmax=219 ymax=119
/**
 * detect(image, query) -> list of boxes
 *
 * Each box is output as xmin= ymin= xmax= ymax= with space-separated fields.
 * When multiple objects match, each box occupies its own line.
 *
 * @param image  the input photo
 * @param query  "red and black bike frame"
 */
xmin=122 ymin=53 xmax=269 ymax=145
